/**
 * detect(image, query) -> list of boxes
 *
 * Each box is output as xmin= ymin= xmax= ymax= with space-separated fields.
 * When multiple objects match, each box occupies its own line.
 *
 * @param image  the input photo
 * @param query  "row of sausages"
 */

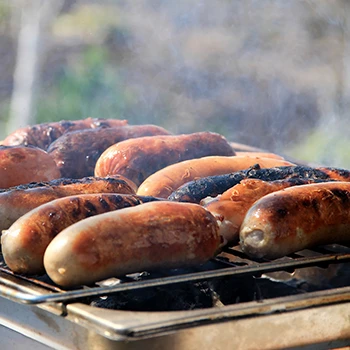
xmin=1 ymin=118 xmax=350 ymax=288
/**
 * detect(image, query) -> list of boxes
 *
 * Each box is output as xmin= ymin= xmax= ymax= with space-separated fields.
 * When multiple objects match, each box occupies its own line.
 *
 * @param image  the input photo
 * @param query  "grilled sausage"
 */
xmin=94 ymin=132 xmax=235 ymax=187
xmin=43 ymin=201 xmax=223 ymax=288
xmin=0 ymin=175 xmax=135 ymax=231
xmin=47 ymin=124 xmax=171 ymax=179
xmin=137 ymin=156 xmax=295 ymax=199
xmin=168 ymin=165 xmax=350 ymax=203
xmin=203 ymin=178 xmax=335 ymax=245
xmin=0 ymin=145 xmax=60 ymax=188
xmin=2 ymin=193 xmax=161 ymax=275
xmin=2 ymin=118 xmax=128 ymax=150
xmin=239 ymin=182 xmax=350 ymax=259
xmin=234 ymin=151 xmax=285 ymax=160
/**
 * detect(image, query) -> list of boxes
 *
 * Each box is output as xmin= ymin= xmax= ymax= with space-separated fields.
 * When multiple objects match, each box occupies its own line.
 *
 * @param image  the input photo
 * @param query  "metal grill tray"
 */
xmin=1 ymin=244 xmax=350 ymax=340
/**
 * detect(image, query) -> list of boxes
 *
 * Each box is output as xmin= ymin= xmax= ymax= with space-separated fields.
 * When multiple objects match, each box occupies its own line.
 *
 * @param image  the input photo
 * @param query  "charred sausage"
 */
xmin=47 ymin=124 xmax=171 ymax=178
xmin=203 ymin=178 xmax=335 ymax=245
xmin=2 ymin=118 xmax=128 ymax=150
xmin=0 ymin=175 xmax=135 ymax=231
xmin=43 ymin=201 xmax=223 ymax=288
xmin=94 ymin=132 xmax=236 ymax=187
xmin=137 ymin=156 xmax=295 ymax=199
xmin=239 ymin=182 xmax=350 ymax=259
xmin=0 ymin=145 xmax=60 ymax=188
xmin=2 ymin=193 xmax=161 ymax=275
xmin=168 ymin=165 xmax=350 ymax=203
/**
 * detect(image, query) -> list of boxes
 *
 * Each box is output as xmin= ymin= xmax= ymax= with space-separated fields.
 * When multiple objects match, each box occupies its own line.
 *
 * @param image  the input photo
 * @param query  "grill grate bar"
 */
xmin=1 ymin=246 xmax=350 ymax=305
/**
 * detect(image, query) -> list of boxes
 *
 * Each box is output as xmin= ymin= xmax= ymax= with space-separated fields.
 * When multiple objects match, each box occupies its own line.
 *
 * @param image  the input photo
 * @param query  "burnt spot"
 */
xmin=276 ymin=207 xmax=288 ymax=218
xmin=110 ymin=195 xmax=130 ymax=207
xmin=71 ymin=201 xmax=82 ymax=219
xmin=311 ymin=198 xmax=320 ymax=212
xmin=59 ymin=121 xmax=75 ymax=129
xmin=48 ymin=211 xmax=57 ymax=219
xmin=327 ymin=167 xmax=350 ymax=179
xmin=301 ymin=199 xmax=311 ymax=208
xmin=84 ymin=200 xmax=99 ymax=216
xmin=99 ymin=197 xmax=113 ymax=210
xmin=330 ymin=189 xmax=350 ymax=204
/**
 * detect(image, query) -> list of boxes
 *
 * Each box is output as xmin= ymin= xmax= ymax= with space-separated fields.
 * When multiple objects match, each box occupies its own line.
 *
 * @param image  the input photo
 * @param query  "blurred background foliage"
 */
xmin=0 ymin=0 xmax=350 ymax=167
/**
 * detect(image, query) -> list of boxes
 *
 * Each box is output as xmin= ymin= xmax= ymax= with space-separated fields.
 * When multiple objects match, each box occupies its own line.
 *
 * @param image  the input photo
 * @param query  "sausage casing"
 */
xmin=43 ymin=201 xmax=222 ymax=288
xmin=0 ymin=176 xmax=135 ymax=231
xmin=137 ymin=156 xmax=295 ymax=199
xmin=168 ymin=164 xmax=350 ymax=203
xmin=0 ymin=145 xmax=60 ymax=188
xmin=1 ymin=193 xmax=161 ymax=275
xmin=94 ymin=132 xmax=235 ymax=186
xmin=239 ymin=182 xmax=350 ymax=259
xmin=2 ymin=118 xmax=128 ymax=150
xmin=203 ymin=178 xmax=334 ymax=245
xmin=47 ymin=124 xmax=171 ymax=178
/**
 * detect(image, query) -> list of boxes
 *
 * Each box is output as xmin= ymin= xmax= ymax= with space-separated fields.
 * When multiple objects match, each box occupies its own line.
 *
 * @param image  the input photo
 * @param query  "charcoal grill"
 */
xmin=1 ymin=243 xmax=350 ymax=349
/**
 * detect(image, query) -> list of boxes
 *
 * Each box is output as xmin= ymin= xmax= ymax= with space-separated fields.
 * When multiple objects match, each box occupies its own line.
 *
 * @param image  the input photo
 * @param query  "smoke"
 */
xmin=3 ymin=0 xmax=349 ymax=167
xmin=108 ymin=1 xmax=321 ymax=147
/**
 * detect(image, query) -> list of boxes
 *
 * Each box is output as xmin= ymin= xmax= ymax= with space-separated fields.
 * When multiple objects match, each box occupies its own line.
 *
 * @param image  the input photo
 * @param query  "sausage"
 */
xmin=0 ymin=145 xmax=60 ymax=188
xmin=137 ymin=156 xmax=295 ymax=199
xmin=203 ymin=178 xmax=335 ymax=245
xmin=234 ymin=151 xmax=285 ymax=160
xmin=0 ymin=175 xmax=135 ymax=231
xmin=168 ymin=164 xmax=350 ymax=203
xmin=2 ymin=118 xmax=128 ymax=150
xmin=239 ymin=182 xmax=350 ymax=259
xmin=1 ymin=193 xmax=161 ymax=275
xmin=43 ymin=201 xmax=223 ymax=288
xmin=47 ymin=124 xmax=171 ymax=178
xmin=94 ymin=132 xmax=236 ymax=187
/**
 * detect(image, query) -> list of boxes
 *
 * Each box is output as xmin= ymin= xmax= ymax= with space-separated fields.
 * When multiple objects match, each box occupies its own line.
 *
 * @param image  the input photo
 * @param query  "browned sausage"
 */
xmin=2 ymin=118 xmax=128 ymax=150
xmin=239 ymin=182 xmax=350 ymax=259
xmin=0 ymin=175 xmax=135 ymax=231
xmin=234 ymin=151 xmax=285 ymax=160
xmin=94 ymin=132 xmax=235 ymax=187
xmin=0 ymin=145 xmax=60 ymax=188
xmin=2 ymin=193 xmax=161 ymax=275
xmin=47 ymin=124 xmax=171 ymax=179
xmin=203 ymin=178 xmax=335 ymax=245
xmin=43 ymin=201 xmax=223 ymax=288
xmin=137 ymin=156 xmax=295 ymax=198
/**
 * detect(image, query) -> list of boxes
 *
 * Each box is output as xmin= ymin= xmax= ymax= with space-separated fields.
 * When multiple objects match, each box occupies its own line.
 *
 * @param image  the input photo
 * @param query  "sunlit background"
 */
xmin=0 ymin=0 xmax=349 ymax=167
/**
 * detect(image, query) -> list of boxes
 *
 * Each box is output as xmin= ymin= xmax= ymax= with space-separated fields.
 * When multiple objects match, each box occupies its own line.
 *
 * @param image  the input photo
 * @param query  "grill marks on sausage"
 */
xmin=239 ymin=182 xmax=350 ymax=259
xmin=47 ymin=125 xmax=171 ymax=178
xmin=271 ymin=185 xmax=350 ymax=237
xmin=330 ymin=188 xmax=350 ymax=204
xmin=2 ymin=118 xmax=128 ymax=150
xmin=168 ymin=165 xmax=350 ymax=203
xmin=0 ymin=176 xmax=132 ymax=194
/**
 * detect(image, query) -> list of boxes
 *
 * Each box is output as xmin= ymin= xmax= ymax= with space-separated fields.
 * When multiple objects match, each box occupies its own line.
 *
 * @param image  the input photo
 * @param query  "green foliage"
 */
xmin=36 ymin=46 xmax=134 ymax=123
xmin=0 ymin=1 xmax=10 ymax=26
xmin=286 ymin=127 xmax=350 ymax=168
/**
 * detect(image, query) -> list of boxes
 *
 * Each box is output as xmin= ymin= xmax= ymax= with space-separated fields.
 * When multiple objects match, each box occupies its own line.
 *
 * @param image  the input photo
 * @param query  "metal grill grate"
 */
xmin=1 ymin=243 xmax=350 ymax=305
